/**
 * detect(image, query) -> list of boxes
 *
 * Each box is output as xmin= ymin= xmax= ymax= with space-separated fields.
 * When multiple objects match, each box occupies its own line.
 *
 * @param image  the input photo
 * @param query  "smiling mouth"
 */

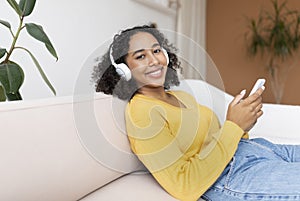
xmin=145 ymin=67 xmax=164 ymax=77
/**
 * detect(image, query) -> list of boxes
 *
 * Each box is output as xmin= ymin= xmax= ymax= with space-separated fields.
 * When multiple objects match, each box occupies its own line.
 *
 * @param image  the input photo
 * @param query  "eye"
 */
xmin=153 ymin=48 xmax=161 ymax=54
xmin=135 ymin=54 xmax=145 ymax=60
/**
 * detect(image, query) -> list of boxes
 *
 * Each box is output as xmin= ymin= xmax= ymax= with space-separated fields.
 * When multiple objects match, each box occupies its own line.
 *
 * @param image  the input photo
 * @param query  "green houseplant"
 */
xmin=245 ymin=0 xmax=300 ymax=103
xmin=0 ymin=0 xmax=58 ymax=101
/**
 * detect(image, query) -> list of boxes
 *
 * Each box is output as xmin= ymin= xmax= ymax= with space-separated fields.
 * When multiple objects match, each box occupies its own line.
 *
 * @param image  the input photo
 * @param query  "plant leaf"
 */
xmin=0 ymin=85 xmax=6 ymax=101
xmin=6 ymin=0 xmax=22 ymax=16
xmin=0 ymin=62 xmax=24 ymax=94
xmin=19 ymin=0 xmax=36 ymax=16
xmin=16 ymin=47 xmax=56 ymax=95
xmin=0 ymin=48 xmax=6 ymax=59
xmin=0 ymin=19 xmax=11 ymax=29
xmin=25 ymin=23 xmax=58 ymax=60
xmin=6 ymin=90 xmax=22 ymax=101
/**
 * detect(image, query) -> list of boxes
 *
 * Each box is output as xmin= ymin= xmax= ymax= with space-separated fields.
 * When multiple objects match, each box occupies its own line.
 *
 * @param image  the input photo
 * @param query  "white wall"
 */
xmin=0 ymin=0 xmax=176 ymax=100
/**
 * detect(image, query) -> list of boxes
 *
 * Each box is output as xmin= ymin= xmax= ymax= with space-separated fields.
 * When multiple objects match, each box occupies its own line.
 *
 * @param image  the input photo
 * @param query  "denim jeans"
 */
xmin=201 ymin=138 xmax=300 ymax=201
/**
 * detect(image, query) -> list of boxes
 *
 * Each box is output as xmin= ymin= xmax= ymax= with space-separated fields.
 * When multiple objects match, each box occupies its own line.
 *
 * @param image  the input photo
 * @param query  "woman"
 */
xmin=92 ymin=25 xmax=300 ymax=201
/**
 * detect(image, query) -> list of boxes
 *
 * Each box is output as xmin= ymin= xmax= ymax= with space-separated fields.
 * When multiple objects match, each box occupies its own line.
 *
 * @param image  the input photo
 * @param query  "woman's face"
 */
xmin=125 ymin=32 xmax=168 ymax=89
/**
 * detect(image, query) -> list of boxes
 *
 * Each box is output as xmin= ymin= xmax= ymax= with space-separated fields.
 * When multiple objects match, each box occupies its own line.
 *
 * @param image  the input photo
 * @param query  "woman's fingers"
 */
xmin=231 ymin=89 xmax=246 ymax=106
xmin=245 ymin=87 xmax=265 ymax=103
xmin=241 ymin=87 xmax=264 ymax=111
xmin=227 ymin=86 xmax=265 ymax=132
xmin=255 ymin=102 xmax=263 ymax=112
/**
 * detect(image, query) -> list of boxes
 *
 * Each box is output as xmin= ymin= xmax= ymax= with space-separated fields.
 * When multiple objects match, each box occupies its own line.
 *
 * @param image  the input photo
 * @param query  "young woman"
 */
xmin=92 ymin=25 xmax=300 ymax=201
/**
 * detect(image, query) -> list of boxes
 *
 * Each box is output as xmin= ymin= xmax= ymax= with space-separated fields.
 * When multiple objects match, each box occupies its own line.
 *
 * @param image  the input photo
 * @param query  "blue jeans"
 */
xmin=201 ymin=138 xmax=300 ymax=201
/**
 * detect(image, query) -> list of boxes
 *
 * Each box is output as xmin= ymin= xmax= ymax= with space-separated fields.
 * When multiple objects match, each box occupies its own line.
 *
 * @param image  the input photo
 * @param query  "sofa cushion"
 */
xmin=80 ymin=172 xmax=179 ymax=201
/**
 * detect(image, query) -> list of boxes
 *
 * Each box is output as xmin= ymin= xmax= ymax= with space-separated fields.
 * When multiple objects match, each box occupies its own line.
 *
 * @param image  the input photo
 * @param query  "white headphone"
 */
xmin=109 ymin=45 xmax=169 ymax=81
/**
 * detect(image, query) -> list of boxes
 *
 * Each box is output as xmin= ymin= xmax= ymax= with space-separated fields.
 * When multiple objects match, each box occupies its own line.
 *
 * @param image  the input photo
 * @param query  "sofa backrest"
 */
xmin=0 ymin=79 xmax=232 ymax=201
xmin=173 ymin=79 xmax=233 ymax=123
xmin=0 ymin=93 xmax=144 ymax=201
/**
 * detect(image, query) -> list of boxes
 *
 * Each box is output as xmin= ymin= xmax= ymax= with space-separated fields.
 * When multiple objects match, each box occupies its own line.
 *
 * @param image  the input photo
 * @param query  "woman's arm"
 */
xmin=126 ymin=104 xmax=244 ymax=201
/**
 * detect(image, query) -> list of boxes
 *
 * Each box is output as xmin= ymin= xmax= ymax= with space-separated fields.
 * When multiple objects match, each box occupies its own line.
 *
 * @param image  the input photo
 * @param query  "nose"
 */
xmin=148 ymin=52 xmax=159 ymax=67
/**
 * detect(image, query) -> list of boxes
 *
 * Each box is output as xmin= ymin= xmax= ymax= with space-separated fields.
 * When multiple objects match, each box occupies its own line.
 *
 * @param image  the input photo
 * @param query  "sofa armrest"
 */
xmin=250 ymin=103 xmax=300 ymax=144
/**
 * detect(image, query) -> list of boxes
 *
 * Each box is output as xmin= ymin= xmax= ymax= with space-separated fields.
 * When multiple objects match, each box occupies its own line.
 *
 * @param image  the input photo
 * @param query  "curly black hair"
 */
xmin=92 ymin=24 xmax=182 ymax=100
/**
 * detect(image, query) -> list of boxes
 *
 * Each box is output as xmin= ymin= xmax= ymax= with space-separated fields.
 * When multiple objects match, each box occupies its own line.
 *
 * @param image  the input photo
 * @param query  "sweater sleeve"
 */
xmin=126 ymin=103 xmax=244 ymax=201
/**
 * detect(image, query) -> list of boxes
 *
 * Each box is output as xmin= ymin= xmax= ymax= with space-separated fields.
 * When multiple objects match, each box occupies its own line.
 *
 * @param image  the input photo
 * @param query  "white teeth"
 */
xmin=149 ymin=69 xmax=161 ymax=75
xmin=147 ymin=68 xmax=162 ymax=76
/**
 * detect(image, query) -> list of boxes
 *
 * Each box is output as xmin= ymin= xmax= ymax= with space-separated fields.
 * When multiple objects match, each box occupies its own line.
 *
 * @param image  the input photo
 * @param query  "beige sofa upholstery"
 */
xmin=1 ymin=79 xmax=300 ymax=201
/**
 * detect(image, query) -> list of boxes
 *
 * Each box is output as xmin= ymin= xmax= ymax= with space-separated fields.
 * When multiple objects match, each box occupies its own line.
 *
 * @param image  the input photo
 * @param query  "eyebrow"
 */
xmin=131 ymin=43 xmax=161 ymax=57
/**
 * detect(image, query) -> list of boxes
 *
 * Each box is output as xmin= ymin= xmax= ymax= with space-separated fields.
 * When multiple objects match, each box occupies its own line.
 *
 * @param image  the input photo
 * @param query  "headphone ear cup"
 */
xmin=115 ymin=63 xmax=132 ymax=81
xmin=162 ymin=48 xmax=169 ymax=66
xmin=109 ymin=45 xmax=131 ymax=81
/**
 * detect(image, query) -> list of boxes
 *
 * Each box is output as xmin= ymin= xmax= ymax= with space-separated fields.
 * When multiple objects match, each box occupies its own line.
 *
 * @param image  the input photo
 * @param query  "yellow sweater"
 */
xmin=125 ymin=90 xmax=245 ymax=201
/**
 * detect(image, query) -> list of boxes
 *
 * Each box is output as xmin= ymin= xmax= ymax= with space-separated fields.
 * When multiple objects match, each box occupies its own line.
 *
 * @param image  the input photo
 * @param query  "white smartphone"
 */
xmin=249 ymin=78 xmax=266 ymax=96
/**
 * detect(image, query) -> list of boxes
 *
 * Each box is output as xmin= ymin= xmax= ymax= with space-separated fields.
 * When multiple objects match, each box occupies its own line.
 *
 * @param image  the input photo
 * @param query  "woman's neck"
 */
xmin=137 ymin=86 xmax=186 ymax=108
xmin=137 ymin=86 xmax=168 ymax=99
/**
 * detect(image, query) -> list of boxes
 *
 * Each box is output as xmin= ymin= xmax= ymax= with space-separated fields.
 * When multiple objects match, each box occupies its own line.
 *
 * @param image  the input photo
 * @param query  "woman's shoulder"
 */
xmin=126 ymin=94 xmax=167 ymax=123
xmin=128 ymin=93 xmax=158 ymax=105
xmin=126 ymin=93 xmax=161 ymax=113
xmin=126 ymin=90 xmax=191 ymax=111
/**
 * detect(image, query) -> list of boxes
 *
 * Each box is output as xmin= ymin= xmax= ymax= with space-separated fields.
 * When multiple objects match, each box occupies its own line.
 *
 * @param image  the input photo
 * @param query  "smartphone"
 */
xmin=249 ymin=78 xmax=266 ymax=96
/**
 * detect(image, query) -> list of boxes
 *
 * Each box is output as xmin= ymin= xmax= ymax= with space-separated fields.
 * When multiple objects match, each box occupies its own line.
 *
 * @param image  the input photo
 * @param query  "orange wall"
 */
xmin=206 ymin=0 xmax=300 ymax=105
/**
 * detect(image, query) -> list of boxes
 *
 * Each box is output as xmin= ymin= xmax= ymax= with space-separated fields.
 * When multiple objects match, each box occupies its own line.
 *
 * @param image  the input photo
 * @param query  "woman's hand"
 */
xmin=226 ymin=87 xmax=264 ymax=132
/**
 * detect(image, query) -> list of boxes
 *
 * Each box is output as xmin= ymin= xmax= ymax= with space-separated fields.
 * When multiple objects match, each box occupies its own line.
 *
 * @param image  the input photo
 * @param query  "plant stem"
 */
xmin=4 ymin=16 xmax=24 ymax=63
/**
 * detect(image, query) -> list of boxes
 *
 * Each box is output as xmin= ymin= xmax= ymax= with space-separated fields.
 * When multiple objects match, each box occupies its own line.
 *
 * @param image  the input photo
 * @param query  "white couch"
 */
xmin=1 ymin=79 xmax=300 ymax=201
